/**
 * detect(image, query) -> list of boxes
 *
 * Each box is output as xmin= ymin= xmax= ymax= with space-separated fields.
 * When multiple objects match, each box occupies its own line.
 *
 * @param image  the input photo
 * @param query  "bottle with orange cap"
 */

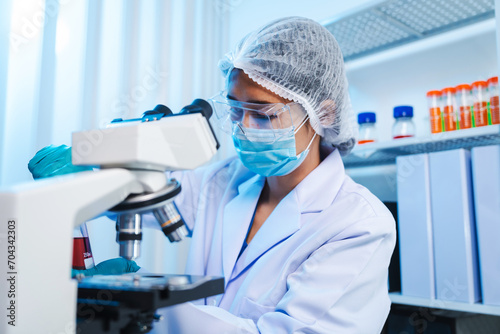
xmin=427 ymin=90 xmax=443 ymax=134
xmin=455 ymin=84 xmax=473 ymax=130
xmin=472 ymin=81 xmax=489 ymax=127
xmin=487 ymin=76 xmax=499 ymax=125
xmin=441 ymin=87 xmax=458 ymax=132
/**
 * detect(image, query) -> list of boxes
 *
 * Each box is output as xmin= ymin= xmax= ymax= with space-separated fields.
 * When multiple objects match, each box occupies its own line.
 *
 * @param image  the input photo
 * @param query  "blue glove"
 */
xmin=28 ymin=144 xmax=93 ymax=179
xmin=72 ymin=258 xmax=141 ymax=277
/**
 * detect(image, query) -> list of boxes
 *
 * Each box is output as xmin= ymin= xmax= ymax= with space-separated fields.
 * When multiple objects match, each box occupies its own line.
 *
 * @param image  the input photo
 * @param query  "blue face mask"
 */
xmin=232 ymin=123 xmax=317 ymax=177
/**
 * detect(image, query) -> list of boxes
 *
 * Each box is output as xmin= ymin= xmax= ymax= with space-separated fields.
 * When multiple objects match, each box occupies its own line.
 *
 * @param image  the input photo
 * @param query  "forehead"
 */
xmin=227 ymin=69 xmax=291 ymax=104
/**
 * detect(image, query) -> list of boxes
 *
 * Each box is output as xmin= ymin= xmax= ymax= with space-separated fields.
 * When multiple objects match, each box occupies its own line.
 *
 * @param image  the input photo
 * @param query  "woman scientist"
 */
xmin=29 ymin=17 xmax=396 ymax=333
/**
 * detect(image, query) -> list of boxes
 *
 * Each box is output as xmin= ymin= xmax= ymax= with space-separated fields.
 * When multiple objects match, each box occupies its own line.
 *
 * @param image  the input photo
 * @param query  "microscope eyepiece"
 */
xmin=179 ymin=99 xmax=213 ymax=119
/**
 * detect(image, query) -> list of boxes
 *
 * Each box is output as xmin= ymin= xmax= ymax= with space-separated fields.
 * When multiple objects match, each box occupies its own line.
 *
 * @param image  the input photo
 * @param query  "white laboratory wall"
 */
xmin=0 ymin=0 xmax=231 ymax=188
xmin=0 ymin=0 xmax=11 ymax=169
xmin=1 ymin=0 xmax=46 ymax=186
xmin=51 ymin=1 xmax=88 ymax=145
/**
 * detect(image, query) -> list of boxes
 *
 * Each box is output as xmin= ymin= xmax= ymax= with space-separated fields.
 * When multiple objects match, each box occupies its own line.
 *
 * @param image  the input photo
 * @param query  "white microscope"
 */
xmin=0 ymin=100 xmax=224 ymax=333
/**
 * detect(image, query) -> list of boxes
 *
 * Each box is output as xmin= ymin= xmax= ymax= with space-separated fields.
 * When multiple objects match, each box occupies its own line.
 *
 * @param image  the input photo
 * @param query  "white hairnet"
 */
xmin=218 ymin=16 xmax=357 ymax=155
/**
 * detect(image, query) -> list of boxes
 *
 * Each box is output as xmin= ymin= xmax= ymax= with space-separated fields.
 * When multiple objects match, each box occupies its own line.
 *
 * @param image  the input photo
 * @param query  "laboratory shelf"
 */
xmin=342 ymin=124 xmax=500 ymax=168
xmin=324 ymin=0 xmax=495 ymax=62
xmin=390 ymin=293 xmax=500 ymax=316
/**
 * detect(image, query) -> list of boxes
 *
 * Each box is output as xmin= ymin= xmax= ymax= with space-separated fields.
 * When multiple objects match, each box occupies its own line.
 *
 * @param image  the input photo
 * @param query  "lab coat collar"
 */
xmin=295 ymin=147 xmax=345 ymax=214
xmin=237 ymin=173 xmax=265 ymax=195
xmin=237 ymin=147 xmax=344 ymax=214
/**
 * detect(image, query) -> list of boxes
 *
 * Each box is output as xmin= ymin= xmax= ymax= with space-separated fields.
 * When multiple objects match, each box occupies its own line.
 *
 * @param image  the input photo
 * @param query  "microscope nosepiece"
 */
xmin=111 ymin=179 xmax=186 ymax=257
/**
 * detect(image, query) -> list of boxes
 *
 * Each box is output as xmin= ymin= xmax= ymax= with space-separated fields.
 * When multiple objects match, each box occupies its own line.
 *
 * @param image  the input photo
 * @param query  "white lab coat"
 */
xmin=153 ymin=147 xmax=396 ymax=334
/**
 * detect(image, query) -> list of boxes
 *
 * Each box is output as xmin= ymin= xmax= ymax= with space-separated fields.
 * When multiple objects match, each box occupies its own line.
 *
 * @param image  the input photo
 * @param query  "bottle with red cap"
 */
xmin=426 ymin=90 xmax=442 ymax=133
xmin=487 ymin=76 xmax=499 ymax=125
xmin=455 ymin=84 xmax=473 ymax=130
xmin=392 ymin=106 xmax=416 ymax=139
xmin=472 ymin=81 xmax=489 ymax=127
xmin=441 ymin=87 xmax=457 ymax=131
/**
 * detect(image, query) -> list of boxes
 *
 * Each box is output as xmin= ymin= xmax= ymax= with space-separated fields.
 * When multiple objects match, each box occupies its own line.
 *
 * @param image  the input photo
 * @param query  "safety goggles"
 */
xmin=208 ymin=91 xmax=308 ymax=143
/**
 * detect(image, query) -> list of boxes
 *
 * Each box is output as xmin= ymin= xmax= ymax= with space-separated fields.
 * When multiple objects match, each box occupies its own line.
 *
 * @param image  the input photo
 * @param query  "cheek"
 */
xmin=294 ymin=126 xmax=316 ymax=152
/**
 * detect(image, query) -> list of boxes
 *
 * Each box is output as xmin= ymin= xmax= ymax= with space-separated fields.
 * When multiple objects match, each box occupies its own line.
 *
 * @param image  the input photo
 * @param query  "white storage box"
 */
xmin=429 ymin=149 xmax=480 ymax=303
xmin=397 ymin=153 xmax=435 ymax=299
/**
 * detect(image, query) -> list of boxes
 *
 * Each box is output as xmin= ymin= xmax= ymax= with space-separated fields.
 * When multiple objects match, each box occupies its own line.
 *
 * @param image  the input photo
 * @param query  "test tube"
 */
xmin=472 ymin=81 xmax=489 ymax=127
xmin=73 ymin=222 xmax=95 ymax=270
xmin=455 ymin=84 xmax=473 ymax=130
xmin=441 ymin=87 xmax=457 ymax=132
xmin=487 ymin=76 xmax=499 ymax=125
xmin=426 ymin=90 xmax=442 ymax=133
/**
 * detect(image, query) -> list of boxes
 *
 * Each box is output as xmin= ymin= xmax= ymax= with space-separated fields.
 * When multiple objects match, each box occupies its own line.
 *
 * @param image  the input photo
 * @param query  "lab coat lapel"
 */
xmin=238 ymin=190 xmax=301 ymax=275
xmin=222 ymin=175 xmax=265 ymax=287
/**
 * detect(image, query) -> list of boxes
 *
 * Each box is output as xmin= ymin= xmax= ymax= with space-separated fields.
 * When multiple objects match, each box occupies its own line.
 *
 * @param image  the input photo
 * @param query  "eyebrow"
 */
xmin=226 ymin=94 xmax=276 ymax=104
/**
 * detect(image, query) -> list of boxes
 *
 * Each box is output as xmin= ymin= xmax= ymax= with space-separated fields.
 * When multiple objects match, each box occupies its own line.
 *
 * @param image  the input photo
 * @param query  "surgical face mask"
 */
xmin=232 ymin=117 xmax=317 ymax=177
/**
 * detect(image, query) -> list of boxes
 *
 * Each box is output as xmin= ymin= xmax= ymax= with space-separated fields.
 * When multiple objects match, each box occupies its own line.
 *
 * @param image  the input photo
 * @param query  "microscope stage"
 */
xmin=76 ymin=274 xmax=224 ymax=333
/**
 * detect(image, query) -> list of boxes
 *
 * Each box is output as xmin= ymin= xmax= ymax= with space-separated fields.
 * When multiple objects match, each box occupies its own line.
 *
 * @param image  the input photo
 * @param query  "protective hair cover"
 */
xmin=218 ymin=16 xmax=357 ymax=155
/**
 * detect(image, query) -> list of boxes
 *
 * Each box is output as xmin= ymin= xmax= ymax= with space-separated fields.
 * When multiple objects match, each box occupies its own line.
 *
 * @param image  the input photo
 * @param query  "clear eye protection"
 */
xmin=208 ymin=91 xmax=308 ymax=143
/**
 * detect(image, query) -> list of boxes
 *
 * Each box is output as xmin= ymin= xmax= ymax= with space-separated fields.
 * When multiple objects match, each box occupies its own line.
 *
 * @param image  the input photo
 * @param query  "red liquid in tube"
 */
xmin=472 ymin=81 xmax=489 ymax=127
xmin=73 ymin=223 xmax=95 ymax=270
xmin=73 ymin=237 xmax=94 ymax=270
xmin=488 ymin=77 xmax=499 ymax=125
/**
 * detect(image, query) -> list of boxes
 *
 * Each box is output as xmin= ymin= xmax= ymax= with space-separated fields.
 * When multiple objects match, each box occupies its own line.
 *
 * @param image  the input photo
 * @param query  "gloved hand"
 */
xmin=72 ymin=258 xmax=141 ymax=277
xmin=28 ymin=144 xmax=93 ymax=179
